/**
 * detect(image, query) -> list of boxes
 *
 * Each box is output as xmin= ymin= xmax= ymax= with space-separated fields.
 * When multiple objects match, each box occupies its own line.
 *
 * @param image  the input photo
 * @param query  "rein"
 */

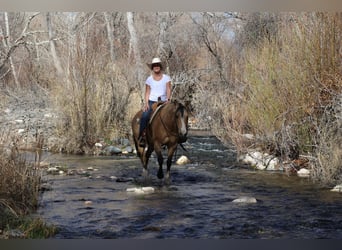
xmin=149 ymin=102 xmax=188 ymax=151
xmin=158 ymin=105 xmax=180 ymax=138
xmin=159 ymin=108 xmax=188 ymax=152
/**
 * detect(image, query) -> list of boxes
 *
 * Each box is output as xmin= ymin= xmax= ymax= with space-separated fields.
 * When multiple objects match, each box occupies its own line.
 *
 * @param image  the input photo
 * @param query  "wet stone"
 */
xmin=232 ymin=196 xmax=257 ymax=204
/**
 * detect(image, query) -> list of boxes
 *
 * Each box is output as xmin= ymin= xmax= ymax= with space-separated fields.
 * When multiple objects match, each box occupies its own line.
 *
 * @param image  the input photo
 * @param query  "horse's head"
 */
xmin=173 ymin=100 xmax=189 ymax=143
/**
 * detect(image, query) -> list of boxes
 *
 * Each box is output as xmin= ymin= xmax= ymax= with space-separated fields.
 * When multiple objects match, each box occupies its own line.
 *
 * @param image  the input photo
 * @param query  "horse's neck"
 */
xmin=149 ymin=102 xmax=167 ymax=125
xmin=161 ymin=105 xmax=178 ymax=129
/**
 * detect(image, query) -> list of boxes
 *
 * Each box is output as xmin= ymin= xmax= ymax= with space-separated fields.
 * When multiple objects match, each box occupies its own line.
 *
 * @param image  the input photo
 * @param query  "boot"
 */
xmin=138 ymin=130 xmax=146 ymax=147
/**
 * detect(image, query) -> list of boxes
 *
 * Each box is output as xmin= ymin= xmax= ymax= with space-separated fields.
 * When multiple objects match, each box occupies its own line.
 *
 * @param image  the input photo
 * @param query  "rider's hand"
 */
xmin=142 ymin=103 xmax=149 ymax=112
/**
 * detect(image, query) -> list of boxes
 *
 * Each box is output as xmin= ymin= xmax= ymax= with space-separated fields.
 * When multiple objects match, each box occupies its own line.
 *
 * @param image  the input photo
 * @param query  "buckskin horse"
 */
xmin=131 ymin=99 xmax=189 ymax=183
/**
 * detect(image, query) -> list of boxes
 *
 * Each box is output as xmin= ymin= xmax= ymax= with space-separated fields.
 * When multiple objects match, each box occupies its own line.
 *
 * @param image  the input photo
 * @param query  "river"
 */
xmin=36 ymin=135 xmax=342 ymax=239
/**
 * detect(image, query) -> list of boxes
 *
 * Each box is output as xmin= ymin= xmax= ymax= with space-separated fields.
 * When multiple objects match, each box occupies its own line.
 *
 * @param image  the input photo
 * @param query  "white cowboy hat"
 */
xmin=147 ymin=57 xmax=164 ymax=70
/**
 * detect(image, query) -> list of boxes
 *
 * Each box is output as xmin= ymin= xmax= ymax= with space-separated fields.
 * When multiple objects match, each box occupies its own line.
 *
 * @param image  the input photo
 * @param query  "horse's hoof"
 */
xmin=164 ymin=178 xmax=171 ymax=186
xmin=157 ymin=172 xmax=164 ymax=179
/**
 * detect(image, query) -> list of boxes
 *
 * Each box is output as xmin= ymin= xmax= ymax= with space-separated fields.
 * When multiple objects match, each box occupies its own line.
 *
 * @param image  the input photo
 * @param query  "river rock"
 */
xmin=176 ymin=155 xmax=190 ymax=165
xmin=126 ymin=186 xmax=155 ymax=194
xmin=105 ymin=145 xmax=122 ymax=155
xmin=122 ymin=146 xmax=133 ymax=154
xmin=240 ymin=151 xmax=280 ymax=170
xmin=47 ymin=166 xmax=59 ymax=173
xmin=297 ymin=168 xmax=310 ymax=177
xmin=330 ymin=184 xmax=342 ymax=192
xmin=232 ymin=196 xmax=257 ymax=203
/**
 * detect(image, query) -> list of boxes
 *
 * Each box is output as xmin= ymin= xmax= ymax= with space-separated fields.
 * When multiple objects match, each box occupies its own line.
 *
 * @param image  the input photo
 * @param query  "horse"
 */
xmin=131 ymin=99 xmax=189 ymax=183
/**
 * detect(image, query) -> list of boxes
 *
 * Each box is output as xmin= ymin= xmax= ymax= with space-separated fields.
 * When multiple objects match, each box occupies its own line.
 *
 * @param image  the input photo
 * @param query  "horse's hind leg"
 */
xmin=142 ymin=146 xmax=153 ymax=180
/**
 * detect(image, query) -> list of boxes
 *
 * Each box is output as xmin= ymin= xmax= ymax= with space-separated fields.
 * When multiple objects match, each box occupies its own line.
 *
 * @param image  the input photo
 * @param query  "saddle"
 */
xmin=149 ymin=101 xmax=166 ymax=124
xmin=138 ymin=100 xmax=166 ymax=147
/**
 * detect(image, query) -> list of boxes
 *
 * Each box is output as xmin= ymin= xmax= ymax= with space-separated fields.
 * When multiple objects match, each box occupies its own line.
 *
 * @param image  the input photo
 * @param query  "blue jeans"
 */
xmin=139 ymin=100 xmax=156 ymax=137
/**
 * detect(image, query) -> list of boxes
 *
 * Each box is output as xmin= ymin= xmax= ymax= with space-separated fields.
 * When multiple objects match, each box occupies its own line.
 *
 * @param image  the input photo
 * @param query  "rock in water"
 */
xmin=331 ymin=184 xmax=342 ymax=192
xmin=176 ymin=155 xmax=190 ymax=165
xmin=297 ymin=168 xmax=310 ymax=177
xmin=126 ymin=187 xmax=155 ymax=194
xmin=232 ymin=196 xmax=257 ymax=203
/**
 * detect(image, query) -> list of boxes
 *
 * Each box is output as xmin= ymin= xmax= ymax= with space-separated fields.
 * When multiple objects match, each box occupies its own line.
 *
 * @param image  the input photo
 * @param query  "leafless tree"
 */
xmin=0 ymin=12 xmax=40 ymax=87
xmin=46 ymin=12 xmax=63 ymax=76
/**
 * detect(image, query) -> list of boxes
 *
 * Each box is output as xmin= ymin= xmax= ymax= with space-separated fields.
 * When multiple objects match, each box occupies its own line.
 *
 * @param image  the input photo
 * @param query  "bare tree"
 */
xmin=46 ymin=12 xmax=63 ymax=76
xmin=0 ymin=12 xmax=39 ymax=86
xmin=126 ymin=12 xmax=144 ymax=97
xmin=156 ymin=12 xmax=182 ymax=74
xmin=103 ymin=12 xmax=115 ymax=62
xmin=3 ymin=12 xmax=19 ymax=86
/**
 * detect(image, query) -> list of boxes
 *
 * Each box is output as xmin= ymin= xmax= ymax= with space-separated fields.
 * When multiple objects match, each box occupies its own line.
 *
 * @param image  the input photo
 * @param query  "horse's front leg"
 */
xmin=154 ymin=144 xmax=164 ymax=179
xmin=165 ymin=145 xmax=177 ymax=182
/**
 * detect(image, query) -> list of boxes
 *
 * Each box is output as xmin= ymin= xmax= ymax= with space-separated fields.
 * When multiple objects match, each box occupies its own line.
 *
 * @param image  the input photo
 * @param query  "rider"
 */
xmin=138 ymin=57 xmax=172 ymax=147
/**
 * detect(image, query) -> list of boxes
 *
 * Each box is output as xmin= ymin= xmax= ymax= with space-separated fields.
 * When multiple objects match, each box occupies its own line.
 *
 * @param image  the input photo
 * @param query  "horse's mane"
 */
xmin=148 ymin=100 xmax=184 ymax=124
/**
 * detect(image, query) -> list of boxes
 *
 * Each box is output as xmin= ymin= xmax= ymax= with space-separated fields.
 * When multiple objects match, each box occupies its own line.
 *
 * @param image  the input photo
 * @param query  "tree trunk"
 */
xmin=46 ymin=12 xmax=63 ymax=76
xmin=126 ymin=12 xmax=144 ymax=98
xmin=104 ymin=12 xmax=115 ymax=62
xmin=4 ymin=12 xmax=20 ymax=87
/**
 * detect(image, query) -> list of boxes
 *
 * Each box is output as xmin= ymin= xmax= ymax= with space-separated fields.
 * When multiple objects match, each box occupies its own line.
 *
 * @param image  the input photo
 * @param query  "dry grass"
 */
xmin=0 ymin=130 xmax=57 ymax=238
xmin=51 ymin=27 xmax=136 ymax=154
xmin=0 ymin=135 xmax=41 ymax=216
xmin=193 ymin=13 xmax=341 ymax=184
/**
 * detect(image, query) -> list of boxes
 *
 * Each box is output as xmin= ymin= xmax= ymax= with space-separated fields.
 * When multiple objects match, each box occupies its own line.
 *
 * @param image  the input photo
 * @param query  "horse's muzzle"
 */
xmin=178 ymin=134 xmax=188 ymax=143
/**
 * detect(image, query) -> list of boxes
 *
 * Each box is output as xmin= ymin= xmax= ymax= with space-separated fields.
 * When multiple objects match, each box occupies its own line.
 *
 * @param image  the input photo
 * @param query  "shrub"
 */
xmin=192 ymin=13 xmax=342 ymax=184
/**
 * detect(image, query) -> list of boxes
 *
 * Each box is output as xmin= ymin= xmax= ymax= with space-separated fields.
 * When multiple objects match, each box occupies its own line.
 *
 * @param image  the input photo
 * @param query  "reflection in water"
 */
xmin=37 ymin=136 xmax=342 ymax=239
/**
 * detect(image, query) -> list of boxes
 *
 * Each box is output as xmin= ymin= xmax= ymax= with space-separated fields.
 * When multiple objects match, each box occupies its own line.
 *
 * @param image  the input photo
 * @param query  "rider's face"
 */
xmin=152 ymin=64 xmax=161 ymax=73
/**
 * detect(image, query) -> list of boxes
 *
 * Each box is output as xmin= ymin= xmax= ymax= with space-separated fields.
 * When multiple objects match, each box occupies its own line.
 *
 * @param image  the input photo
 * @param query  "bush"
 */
xmin=51 ymin=26 xmax=135 ymax=154
xmin=0 ymin=130 xmax=57 ymax=238
xmin=192 ymin=13 xmax=342 ymax=184
xmin=0 ymin=142 xmax=40 ymax=216
xmin=312 ymin=94 xmax=342 ymax=185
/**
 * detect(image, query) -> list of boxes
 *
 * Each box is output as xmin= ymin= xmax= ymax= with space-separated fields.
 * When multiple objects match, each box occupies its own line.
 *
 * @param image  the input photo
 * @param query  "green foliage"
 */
xmin=0 ymin=211 xmax=57 ymax=239
xmin=19 ymin=217 xmax=58 ymax=238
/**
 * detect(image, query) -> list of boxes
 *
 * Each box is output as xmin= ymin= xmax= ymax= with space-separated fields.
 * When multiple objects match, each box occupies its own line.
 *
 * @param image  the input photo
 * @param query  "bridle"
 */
xmin=158 ymin=103 xmax=187 ymax=139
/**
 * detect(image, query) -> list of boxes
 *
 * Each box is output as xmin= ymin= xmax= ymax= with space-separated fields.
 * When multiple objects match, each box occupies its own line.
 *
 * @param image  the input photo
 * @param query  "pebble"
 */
xmin=84 ymin=201 xmax=92 ymax=205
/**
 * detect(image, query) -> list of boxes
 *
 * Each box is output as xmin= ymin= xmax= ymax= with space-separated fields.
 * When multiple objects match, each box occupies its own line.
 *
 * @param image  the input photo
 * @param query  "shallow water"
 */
xmin=37 ymin=136 xmax=342 ymax=239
